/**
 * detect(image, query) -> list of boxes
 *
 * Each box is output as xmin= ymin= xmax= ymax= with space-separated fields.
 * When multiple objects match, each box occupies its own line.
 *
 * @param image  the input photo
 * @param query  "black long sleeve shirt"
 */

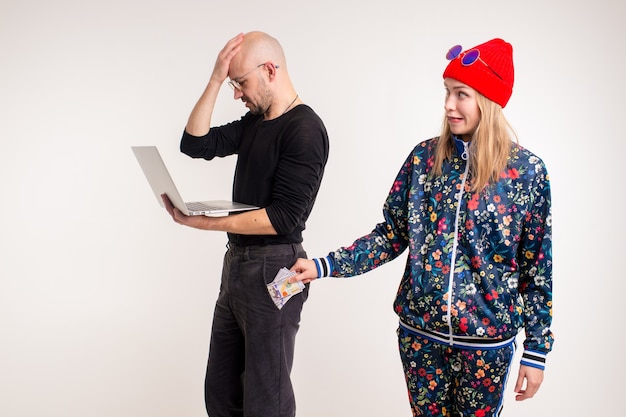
xmin=180 ymin=104 xmax=329 ymax=246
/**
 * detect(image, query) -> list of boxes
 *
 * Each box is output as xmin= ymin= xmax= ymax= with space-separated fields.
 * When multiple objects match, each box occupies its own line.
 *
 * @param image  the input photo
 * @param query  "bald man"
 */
xmin=161 ymin=32 xmax=329 ymax=417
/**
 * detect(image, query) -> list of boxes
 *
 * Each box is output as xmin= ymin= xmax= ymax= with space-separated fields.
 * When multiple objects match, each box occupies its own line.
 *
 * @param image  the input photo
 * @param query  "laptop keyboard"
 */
xmin=186 ymin=202 xmax=217 ymax=211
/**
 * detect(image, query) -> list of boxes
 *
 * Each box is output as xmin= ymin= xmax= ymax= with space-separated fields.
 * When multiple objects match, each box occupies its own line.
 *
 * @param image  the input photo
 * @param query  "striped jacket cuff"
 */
xmin=520 ymin=350 xmax=547 ymax=370
xmin=313 ymin=256 xmax=333 ymax=278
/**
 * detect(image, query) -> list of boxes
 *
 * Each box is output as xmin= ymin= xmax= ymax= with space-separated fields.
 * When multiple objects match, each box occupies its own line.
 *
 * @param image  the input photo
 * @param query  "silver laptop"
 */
xmin=132 ymin=146 xmax=258 ymax=216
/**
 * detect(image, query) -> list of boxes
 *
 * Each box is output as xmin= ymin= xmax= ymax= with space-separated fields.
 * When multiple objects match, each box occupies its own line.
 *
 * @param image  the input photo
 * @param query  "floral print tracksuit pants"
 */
xmin=398 ymin=326 xmax=516 ymax=417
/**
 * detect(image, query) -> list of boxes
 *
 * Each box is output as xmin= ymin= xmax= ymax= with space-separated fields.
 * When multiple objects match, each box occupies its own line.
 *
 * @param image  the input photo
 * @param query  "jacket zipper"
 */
xmin=446 ymin=140 xmax=469 ymax=345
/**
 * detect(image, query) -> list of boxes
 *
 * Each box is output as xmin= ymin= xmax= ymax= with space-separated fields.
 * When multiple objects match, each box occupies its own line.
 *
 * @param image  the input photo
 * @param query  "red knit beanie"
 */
xmin=443 ymin=38 xmax=514 ymax=108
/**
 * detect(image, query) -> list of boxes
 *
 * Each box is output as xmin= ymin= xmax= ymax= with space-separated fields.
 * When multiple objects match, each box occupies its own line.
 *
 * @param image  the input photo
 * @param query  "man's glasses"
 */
xmin=228 ymin=63 xmax=280 ymax=91
xmin=446 ymin=45 xmax=503 ymax=80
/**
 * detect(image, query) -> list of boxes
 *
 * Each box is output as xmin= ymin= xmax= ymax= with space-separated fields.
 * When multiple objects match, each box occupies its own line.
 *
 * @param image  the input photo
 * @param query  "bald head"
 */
xmin=226 ymin=31 xmax=299 ymax=120
xmin=238 ymin=31 xmax=286 ymax=70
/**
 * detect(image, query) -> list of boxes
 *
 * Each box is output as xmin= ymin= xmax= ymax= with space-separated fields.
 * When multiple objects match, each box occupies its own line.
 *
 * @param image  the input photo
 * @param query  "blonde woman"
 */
xmin=290 ymin=39 xmax=553 ymax=417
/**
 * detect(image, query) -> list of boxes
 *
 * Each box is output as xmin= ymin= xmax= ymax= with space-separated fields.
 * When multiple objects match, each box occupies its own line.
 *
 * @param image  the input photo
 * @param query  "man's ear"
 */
xmin=266 ymin=62 xmax=279 ymax=79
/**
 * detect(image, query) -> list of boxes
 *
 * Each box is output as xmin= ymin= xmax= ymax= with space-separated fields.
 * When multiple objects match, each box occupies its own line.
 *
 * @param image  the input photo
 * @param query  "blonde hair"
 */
xmin=433 ymin=92 xmax=517 ymax=192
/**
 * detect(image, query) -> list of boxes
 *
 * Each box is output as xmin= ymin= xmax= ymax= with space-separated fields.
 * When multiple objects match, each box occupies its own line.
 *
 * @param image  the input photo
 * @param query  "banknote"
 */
xmin=267 ymin=267 xmax=305 ymax=309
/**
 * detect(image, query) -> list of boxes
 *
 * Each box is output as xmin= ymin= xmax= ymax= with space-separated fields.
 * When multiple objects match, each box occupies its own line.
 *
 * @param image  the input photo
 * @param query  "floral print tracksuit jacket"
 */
xmin=314 ymin=136 xmax=554 ymax=369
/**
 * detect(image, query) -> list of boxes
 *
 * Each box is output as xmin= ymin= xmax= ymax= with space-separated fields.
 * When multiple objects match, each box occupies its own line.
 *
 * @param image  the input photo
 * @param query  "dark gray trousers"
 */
xmin=205 ymin=243 xmax=308 ymax=417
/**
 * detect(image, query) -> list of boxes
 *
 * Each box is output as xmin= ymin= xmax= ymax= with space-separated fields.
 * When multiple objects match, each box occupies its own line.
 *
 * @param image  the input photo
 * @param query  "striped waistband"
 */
xmin=399 ymin=320 xmax=516 ymax=350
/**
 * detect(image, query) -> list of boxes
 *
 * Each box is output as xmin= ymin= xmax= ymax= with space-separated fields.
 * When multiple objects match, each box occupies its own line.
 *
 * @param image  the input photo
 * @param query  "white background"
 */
xmin=1 ymin=0 xmax=624 ymax=416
